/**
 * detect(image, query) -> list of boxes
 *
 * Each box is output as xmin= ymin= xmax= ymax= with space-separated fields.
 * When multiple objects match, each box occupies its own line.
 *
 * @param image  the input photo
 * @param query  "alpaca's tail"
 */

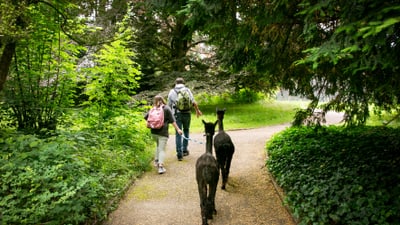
xmin=217 ymin=142 xmax=235 ymax=154
xmin=196 ymin=153 xmax=219 ymax=183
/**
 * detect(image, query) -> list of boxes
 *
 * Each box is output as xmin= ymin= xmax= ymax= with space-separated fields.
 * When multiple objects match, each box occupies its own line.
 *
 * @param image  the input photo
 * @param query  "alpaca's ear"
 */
xmin=202 ymin=120 xmax=206 ymax=125
xmin=214 ymin=120 xmax=218 ymax=126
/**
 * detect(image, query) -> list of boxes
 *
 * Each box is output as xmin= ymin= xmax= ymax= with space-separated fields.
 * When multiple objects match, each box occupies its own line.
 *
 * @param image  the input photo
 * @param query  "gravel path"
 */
xmin=104 ymin=112 xmax=344 ymax=225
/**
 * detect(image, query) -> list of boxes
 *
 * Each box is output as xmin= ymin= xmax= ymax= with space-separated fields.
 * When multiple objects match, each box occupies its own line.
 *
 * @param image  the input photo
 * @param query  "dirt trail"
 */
xmin=104 ymin=112 xmax=344 ymax=225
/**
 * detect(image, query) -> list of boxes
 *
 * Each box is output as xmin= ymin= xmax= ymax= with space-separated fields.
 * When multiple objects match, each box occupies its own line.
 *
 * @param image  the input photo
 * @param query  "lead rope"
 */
xmin=181 ymin=134 xmax=205 ymax=145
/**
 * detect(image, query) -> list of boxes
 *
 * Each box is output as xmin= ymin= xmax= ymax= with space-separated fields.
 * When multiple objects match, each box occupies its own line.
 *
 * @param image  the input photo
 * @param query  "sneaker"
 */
xmin=183 ymin=151 xmax=189 ymax=156
xmin=158 ymin=166 xmax=166 ymax=174
xmin=177 ymin=157 xmax=183 ymax=161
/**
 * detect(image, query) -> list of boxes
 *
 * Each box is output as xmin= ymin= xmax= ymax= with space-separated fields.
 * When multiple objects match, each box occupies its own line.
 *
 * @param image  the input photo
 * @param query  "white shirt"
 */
xmin=167 ymin=84 xmax=195 ymax=115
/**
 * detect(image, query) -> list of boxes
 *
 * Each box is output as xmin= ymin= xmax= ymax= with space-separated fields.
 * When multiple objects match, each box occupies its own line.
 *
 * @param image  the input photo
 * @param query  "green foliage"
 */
xmin=1 ymin=134 xmax=97 ymax=224
xmin=2 ymin=3 xmax=80 ymax=133
xmin=127 ymin=0 xmax=227 ymax=93
xmin=83 ymin=37 xmax=141 ymax=119
xmin=231 ymin=88 xmax=266 ymax=104
xmin=0 ymin=108 xmax=153 ymax=224
xmin=368 ymin=109 xmax=400 ymax=127
xmin=266 ymin=126 xmax=400 ymax=225
xmin=196 ymin=89 xmax=266 ymax=105
xmin=182 ymin=0 xmax=400 ymax=126
xmin=293 ymin=1 xmax=400 ymax=125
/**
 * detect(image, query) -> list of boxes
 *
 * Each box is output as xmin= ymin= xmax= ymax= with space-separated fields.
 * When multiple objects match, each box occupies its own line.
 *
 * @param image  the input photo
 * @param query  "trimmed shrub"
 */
xmin=266 ymin=126 xmax=400 ymax=225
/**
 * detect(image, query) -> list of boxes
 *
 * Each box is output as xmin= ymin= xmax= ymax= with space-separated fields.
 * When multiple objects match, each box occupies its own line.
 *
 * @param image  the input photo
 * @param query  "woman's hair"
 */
xmin=153 ymin=95 xmax=166 ymax=107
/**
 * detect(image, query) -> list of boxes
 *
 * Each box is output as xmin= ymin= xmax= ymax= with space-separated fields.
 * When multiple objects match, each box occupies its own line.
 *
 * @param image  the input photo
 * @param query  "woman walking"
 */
xmin=145 ymin=95 xmax=182 ymax=174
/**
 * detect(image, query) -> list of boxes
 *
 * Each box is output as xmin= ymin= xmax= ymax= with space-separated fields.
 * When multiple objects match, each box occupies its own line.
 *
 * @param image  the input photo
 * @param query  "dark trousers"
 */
xmin=175 ymin=112 xmax=191 ymax=158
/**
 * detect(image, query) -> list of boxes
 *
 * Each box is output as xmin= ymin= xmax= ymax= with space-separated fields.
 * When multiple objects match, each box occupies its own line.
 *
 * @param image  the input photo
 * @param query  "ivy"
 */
xmin=267 ymin=126 xmax=400 ymax=225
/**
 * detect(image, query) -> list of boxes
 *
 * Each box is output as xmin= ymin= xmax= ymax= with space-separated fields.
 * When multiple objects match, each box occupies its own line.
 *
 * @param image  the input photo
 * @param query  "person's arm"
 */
xmin=193 ymin=101 xmax=202 ymax=118
xmin=167 ymin=90 xmax=174 ymax=109
xmin=187 ymin=88 xmax=202 ymax=118
xmin=165 ymin=105 xmax=182 ymax=134
xmin=172 ymin=122 xmax=183 ymax=135
xmin=168 ymin=89 xmax=178 ymax=116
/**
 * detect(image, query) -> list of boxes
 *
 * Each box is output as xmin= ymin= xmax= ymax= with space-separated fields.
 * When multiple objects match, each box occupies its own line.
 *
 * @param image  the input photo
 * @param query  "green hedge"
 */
xmin=266 ymin=126 xmax=400 ymax=225
xmin=0 ymin=110 xmax=153 ymax=224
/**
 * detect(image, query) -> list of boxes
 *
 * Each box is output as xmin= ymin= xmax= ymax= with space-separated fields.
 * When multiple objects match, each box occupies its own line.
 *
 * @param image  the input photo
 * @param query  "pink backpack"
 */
xmin=146 ymin=105 xmax=165 ymax=129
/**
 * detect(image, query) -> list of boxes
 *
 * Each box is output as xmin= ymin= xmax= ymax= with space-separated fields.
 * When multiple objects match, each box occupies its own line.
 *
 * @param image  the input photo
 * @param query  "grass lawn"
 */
xmin=186 ymin=100 xmax=399 ymax=133
xmin=187 ymin=100 xmax=309 ymax=133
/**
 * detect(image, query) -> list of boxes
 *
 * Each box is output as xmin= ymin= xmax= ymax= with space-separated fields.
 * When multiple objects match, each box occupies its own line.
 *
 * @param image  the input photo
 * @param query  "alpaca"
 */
xmin=213 ymin=108 xmax=235 ymax=190
xmin=196 ymin=120 xmax=219 ymax=225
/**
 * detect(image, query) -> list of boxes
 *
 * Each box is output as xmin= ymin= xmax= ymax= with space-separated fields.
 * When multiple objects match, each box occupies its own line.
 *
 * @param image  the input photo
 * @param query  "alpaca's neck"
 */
xmin=218 ymin=119 xmax=224 ymax=131
xmin=206 ymin=134 xmax=213 ymax=154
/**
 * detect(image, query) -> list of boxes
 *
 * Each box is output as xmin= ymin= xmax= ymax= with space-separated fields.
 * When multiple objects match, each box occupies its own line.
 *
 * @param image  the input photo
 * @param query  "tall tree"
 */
xmin=0 ymin=0 xmax=129 ymax=92
xmin=127 ymin=0 xmax=214 ymax=92
xmin=0 ymin=0 xmax=132 ymax=132
xmin=0 ymin=0 xmax=27 ymax=92
xmin=294 ymin=0 xmax=400 ymax=125
xmin=1 ymin=1 xmax=82 ymax=133
xmin=184 ymin=0 xmax=400 ymax=125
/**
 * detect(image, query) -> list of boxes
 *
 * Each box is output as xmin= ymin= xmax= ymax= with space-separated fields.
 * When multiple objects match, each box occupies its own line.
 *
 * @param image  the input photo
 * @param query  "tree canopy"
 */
xmin=182 ymin=0 xmax=400 ymax=125
xmin=1 ymin=0 xmax=399 ymax=128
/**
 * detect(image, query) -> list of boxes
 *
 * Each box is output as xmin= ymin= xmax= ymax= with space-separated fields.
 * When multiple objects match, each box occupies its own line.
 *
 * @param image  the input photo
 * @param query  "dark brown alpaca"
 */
xmin=213 ymin=108 xmax=235 ymax=190
xmin=196 ymin=120 xmax=219 ymax=225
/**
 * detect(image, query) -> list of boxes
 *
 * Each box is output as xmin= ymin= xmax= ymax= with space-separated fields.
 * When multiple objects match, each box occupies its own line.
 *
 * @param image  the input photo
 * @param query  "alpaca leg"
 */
xmin=217 ymin=158 xmax=226 ymax=189
xmin=205 ymin=199 xmax=213 ymax=220
xmin=198 ymin=184 xmax=208 ymax=225
xmin=201 ymin=202 xmax=208 ymax=225
xmin=218 ymin=166 xmax=223 ymax=189
xmin=221 ymin=163 xmax=227 ymax=190
xmin=224 ymin=155 xmax=233 ymax=187
xmin=208 ymin=180 xmax=218 ymax=216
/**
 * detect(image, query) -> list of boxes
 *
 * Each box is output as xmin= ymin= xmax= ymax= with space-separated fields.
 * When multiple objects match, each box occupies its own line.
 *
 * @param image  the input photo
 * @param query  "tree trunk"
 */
xmin=0 ymin=42 xmax=16 ymax=92
xmin=171 ymin=15 xmax=190 ymax=72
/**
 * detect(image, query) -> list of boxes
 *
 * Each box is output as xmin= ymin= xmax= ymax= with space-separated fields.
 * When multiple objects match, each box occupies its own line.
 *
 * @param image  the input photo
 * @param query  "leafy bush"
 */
xmin=196 ymin=88 xmax=266 ymax=105
xmin=231 ymin=88 xmax=266 ymax=103
xmin=0 ymin=108 xmax=153 ymax=224
xmin=2 ymin=11 xmax=80 ymax=134
xmin=266 ymin=126 xmax=400 ymax=225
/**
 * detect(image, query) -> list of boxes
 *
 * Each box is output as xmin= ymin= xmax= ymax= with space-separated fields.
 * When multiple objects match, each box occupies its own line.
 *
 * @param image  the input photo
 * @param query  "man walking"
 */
xmin=168 ymin=77 xmax=202 ymax=161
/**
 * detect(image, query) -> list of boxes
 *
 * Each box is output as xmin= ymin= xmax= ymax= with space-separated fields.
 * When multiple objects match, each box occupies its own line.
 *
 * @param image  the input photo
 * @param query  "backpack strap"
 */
xmin=173 ymin=87 xmax=182 ymax=95
xmin=173 ymin=87 xmax=183 ymax=106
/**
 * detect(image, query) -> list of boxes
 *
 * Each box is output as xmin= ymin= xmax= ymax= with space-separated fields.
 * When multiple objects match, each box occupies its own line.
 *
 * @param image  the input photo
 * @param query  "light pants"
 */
xmin=152 ymin=134 xmax=168 ymax=166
